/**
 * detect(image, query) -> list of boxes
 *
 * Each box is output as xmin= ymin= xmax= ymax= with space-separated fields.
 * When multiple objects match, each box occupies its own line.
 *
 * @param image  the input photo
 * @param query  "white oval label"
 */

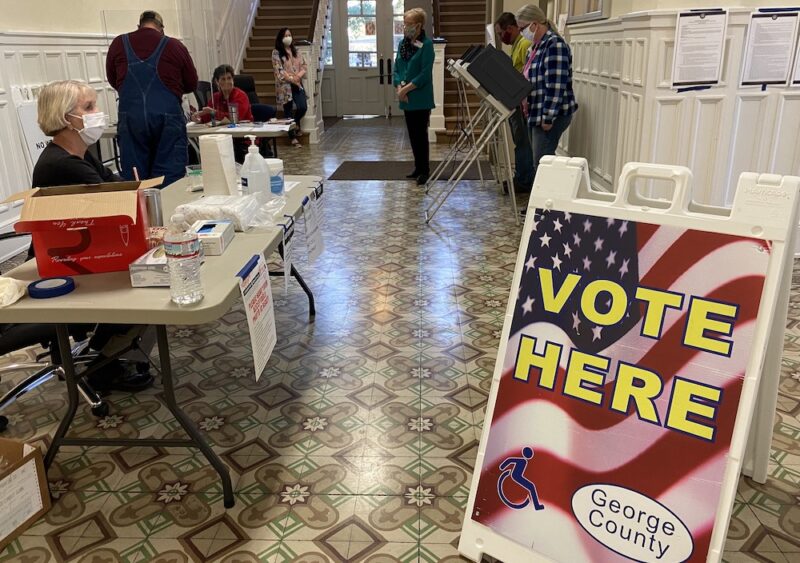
xmin=571 ymin=484 xmax=693 ymax=562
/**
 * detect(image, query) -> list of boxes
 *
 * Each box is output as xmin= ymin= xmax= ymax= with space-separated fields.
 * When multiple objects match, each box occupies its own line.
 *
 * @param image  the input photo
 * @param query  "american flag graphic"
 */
xmin=472 ymin=208 xmax=770 ymax=562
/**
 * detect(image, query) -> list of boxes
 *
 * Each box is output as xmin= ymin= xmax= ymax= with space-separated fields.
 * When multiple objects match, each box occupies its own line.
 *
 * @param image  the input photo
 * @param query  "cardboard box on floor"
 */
xmin=0 ymin=438 xmax=50 ymax=552
xmin=5 ymin=178 xmax=163 ymax=277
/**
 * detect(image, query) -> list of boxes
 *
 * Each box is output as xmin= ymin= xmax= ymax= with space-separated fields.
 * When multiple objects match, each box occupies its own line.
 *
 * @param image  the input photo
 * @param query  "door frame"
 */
xmin=333 ymin=0 xmax=402 ymax=117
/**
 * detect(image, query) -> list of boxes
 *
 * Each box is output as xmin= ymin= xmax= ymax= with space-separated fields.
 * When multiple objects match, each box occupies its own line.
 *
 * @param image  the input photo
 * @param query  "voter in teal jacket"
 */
xmin=394 ymin=8 xmax=435 ymax=185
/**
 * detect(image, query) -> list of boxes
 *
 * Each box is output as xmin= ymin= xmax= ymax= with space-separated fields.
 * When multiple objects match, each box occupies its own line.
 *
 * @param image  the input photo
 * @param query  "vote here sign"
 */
xmin=470 ymin=208 xmax=770 ymax=562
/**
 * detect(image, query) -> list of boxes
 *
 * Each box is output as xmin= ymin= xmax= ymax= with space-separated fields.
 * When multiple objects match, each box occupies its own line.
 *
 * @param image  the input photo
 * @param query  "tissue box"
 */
xmin=189 ymin=220 xmax=234 ymax=256
xmin=0 ymin=438 xmax=51 ymax=552
xmin=129 ymin=246 xmax=169 ymax=287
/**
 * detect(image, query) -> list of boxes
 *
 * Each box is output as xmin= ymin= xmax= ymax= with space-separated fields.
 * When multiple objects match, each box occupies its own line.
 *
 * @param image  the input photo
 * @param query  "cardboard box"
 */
xmin=189 ymin=220 xmax=235 ymax=256
xmin=129 ymin=245 xmax=170 ymax=287
xmin=6 ymin=178 xmax=163 ymax=277
xmin=0 ymin=439 xmax=51 ymax=552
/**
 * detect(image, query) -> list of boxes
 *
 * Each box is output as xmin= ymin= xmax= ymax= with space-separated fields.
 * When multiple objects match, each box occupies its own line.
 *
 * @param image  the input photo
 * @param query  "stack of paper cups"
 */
xmin=199 ymin=134 xmax=237 ymax=195
xmin=265 ymin=158 xmax=284 ymax=196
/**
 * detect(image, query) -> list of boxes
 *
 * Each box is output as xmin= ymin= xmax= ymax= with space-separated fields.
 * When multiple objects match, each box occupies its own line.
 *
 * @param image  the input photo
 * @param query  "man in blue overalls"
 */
xmin=106 ymin=11 xmax=198 ymax=187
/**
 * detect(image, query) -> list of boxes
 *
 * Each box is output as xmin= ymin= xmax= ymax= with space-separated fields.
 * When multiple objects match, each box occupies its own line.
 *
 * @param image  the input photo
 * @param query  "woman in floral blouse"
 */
xmin=272 ymin=27 xmax=307 ymax=148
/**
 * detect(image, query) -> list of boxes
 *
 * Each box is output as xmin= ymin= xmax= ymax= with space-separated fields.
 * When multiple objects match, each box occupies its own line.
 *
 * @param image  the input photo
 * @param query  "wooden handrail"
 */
xmin=308 ymin=0 xmax=321 ymax=40
xmin=432 ymin=0 xmax=441 ymax=37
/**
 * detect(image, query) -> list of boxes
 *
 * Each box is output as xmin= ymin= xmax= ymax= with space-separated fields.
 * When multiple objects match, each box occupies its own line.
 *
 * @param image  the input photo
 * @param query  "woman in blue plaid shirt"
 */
xmin=516 ymin=5 xmax=578 ymax=178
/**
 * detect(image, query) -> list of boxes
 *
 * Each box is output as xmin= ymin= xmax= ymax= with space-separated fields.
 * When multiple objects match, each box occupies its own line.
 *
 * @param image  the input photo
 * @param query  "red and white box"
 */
xmin=6 ymin=178 xmax=162 ymax=277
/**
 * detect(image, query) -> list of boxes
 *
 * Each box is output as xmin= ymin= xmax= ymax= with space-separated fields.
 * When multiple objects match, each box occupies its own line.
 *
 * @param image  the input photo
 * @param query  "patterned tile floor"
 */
xmin=0 ymin=118 xmax=799 ymax=562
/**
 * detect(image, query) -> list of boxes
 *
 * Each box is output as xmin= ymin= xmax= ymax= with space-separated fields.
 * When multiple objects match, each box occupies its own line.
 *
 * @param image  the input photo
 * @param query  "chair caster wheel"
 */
xmin=91 ymin=403 xmax=110 ymax=418
xmin=0 ymin=415 xmax=7 ymax=432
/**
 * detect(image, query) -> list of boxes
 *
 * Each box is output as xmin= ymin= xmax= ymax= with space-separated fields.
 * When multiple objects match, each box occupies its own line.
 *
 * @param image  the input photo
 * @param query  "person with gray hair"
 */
xmin=515 ymin=4 xmax=578 ymax=181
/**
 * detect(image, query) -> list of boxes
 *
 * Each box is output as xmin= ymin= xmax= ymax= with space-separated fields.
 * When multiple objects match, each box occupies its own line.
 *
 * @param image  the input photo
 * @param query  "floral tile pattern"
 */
xmin=0 ymin=118 xmax=798 ymax=562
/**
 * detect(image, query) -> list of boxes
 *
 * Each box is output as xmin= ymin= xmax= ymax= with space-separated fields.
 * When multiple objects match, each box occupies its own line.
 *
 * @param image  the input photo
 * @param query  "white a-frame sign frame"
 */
xmin=459 ymin=156 xmax=800 ymax=563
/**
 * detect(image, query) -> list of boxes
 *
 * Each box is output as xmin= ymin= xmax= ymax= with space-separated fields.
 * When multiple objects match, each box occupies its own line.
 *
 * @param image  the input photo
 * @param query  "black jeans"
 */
xmin=283 ymin=85 xmax=308 ymax=139
xmin=404 ymin=109 xmax=431 ymax=176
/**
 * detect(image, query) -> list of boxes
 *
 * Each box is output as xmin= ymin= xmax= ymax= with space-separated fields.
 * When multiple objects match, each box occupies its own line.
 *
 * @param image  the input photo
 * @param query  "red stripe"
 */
xmin=491 ymin=276 xmax=764 ymax=431
xmin=640 ymin=230 xmax=761 ymax=289
xmin=635 ymin=222 xmax=659 ymax=251
xmin=474 ymin=375 xmax=741 ymax=526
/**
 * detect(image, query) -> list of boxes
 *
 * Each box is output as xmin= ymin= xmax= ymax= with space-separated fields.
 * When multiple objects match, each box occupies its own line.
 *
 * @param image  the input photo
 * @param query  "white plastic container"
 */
xmin=240 ymin=135 xmax=270 ymax=197
xmin=265 ymin=158 xmax=285 ymax=197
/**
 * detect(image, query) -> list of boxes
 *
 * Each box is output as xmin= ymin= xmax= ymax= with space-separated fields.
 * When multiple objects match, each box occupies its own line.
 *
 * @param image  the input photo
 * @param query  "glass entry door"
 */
xmin=337 ymin=0 xmax=404 ymax=116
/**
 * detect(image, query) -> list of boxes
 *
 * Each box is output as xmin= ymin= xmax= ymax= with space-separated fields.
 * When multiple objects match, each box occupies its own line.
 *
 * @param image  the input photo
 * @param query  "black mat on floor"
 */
xmin=328 ymin=160 xmax=493 ymax=181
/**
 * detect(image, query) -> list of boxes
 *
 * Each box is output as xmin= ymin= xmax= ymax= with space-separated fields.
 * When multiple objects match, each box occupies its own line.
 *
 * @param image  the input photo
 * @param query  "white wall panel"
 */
xmin=21 ymin=51 xmax=45 ymax=84
xmin=65 ymin=51 xmax=86 ymax=79
xmin=771 ymin=93 xmax=800 ymax=177
xmin=724 ymin=93 xmax=772 ymax=205
xmin=564 ymin=7 xmax=798 ymax=213
xmin=44 ymin=50 xmax=66 ymax=81
xmin=84 ymin=51 xmax=103 ymax=83
xmin=689 ymin=96 xmax=726 ymax=205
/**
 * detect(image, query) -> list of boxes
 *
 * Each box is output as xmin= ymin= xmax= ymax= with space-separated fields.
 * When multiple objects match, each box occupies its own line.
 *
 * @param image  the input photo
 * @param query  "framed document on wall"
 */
xmin=567 ymin=0 xmax=610 ymax=24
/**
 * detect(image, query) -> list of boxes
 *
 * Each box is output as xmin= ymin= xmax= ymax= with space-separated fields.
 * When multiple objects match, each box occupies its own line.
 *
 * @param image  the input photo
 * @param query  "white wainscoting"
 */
xmin=565 ymin=8 xmax=800 ymax=210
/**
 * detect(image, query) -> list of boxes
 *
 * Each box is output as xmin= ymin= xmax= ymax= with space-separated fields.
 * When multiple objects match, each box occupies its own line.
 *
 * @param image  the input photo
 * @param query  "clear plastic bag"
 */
xmin=249 ymin=196 xmax=288 ymax=229
xmin=174 ymin=195 xmax=261 ymax=232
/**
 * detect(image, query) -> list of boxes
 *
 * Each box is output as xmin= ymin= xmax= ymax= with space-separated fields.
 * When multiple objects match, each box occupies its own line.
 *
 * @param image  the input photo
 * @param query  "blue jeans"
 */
xmin=530 ymin=113 xmax=573 ymax=179
xmin=283 ymin=85 xmax=308 ymax=139
xmin=509 ymin=108 xmax=533 ymax=188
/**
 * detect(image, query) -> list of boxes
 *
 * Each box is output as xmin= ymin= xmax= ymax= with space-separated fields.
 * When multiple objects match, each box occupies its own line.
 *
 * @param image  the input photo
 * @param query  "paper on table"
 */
xmin=671 ymin=10 xmax=727 ymax=87
xmin=741 ymin=11 xmax=800 ymax=86
xmin=254 ymin=124 xmax=292 ymax=132
xmin=284 ymin=181 xmax=301 ymax=192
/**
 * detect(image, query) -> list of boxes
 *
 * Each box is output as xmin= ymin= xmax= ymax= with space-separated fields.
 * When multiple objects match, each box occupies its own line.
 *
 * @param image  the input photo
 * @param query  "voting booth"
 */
xmin=459 ymin=157 xmax=800 ymax=562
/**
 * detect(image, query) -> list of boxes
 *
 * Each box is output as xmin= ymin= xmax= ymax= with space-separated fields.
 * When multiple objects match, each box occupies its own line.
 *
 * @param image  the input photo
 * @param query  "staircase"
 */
xmin=436 ymin=0 xmax=487 ymax=139
xmin=241 ymin=0 xmax=316 ymax=106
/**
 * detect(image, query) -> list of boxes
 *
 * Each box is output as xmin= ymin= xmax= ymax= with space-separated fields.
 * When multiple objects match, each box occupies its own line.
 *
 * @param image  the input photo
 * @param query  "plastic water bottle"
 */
xmin=164 ymin=213 xmax=204 ymax=305
xmin=240 ymin=134 xmax=270 ymax=198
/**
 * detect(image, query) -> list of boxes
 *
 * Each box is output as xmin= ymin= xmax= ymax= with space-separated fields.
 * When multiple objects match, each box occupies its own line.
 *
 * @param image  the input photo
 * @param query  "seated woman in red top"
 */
xmin=191 ymin=64 xmax=255 ymax=162
xmin=193 ymin=64 xmax=252 ymax=123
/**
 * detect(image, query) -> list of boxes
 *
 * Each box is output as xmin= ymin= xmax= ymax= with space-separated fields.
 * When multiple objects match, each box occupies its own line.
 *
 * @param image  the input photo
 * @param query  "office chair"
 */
xmin=233 ymin=74 xmax=260 ymax=106
xmin=0 ymin=323 xmax=109 ymax=431
xmin=196 ymin=81 xmax=212 ymax=109
xmin=233 ymin=74 xmax=277 ymax=122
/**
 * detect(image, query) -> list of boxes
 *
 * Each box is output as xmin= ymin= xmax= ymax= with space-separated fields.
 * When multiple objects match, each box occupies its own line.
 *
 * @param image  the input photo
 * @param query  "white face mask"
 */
xmin=520 ymin=23 xmax=535 ymax=42
xmin=282 ymin=36 xmax=292 ymax=47
xmin=69 ymin=111 xmax=107 ymax=145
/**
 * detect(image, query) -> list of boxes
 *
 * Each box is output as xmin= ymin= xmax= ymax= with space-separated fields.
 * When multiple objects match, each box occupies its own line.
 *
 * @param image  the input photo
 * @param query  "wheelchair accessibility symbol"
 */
xmin=497 ymin=447 xmax=545 ymax=511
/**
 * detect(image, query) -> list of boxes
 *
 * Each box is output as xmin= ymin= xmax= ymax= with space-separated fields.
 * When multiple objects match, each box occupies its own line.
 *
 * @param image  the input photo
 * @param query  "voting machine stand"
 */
xmin=424 ymin=59 xmax=517 ymax=225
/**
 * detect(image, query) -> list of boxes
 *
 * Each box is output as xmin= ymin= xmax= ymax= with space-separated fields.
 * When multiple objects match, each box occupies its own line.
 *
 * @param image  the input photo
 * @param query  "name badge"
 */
xmin=413 ymin=40 xmax=423 ymax=48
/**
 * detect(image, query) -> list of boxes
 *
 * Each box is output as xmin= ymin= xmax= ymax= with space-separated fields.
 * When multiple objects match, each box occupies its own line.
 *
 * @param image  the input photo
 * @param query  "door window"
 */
xmin=347 ymin=0 xmax=378 ymax=68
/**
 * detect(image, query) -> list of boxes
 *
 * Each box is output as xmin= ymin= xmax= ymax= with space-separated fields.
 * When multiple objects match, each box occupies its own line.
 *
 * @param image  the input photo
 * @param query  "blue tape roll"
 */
xmin=28 ymin=277 xmax=75 ymax=299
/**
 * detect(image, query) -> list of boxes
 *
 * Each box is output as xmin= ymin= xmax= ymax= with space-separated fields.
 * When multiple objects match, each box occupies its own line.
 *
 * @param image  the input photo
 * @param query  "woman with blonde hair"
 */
xmin=32 ymin=79 xmax=116 ymax=187
xmin=30 ymin=80 xmax=154 ymax=393
xmin=516 ymin=4 xmax=578 ymax=179
xmin=393 ymin=7 xmax=435 ymax=185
